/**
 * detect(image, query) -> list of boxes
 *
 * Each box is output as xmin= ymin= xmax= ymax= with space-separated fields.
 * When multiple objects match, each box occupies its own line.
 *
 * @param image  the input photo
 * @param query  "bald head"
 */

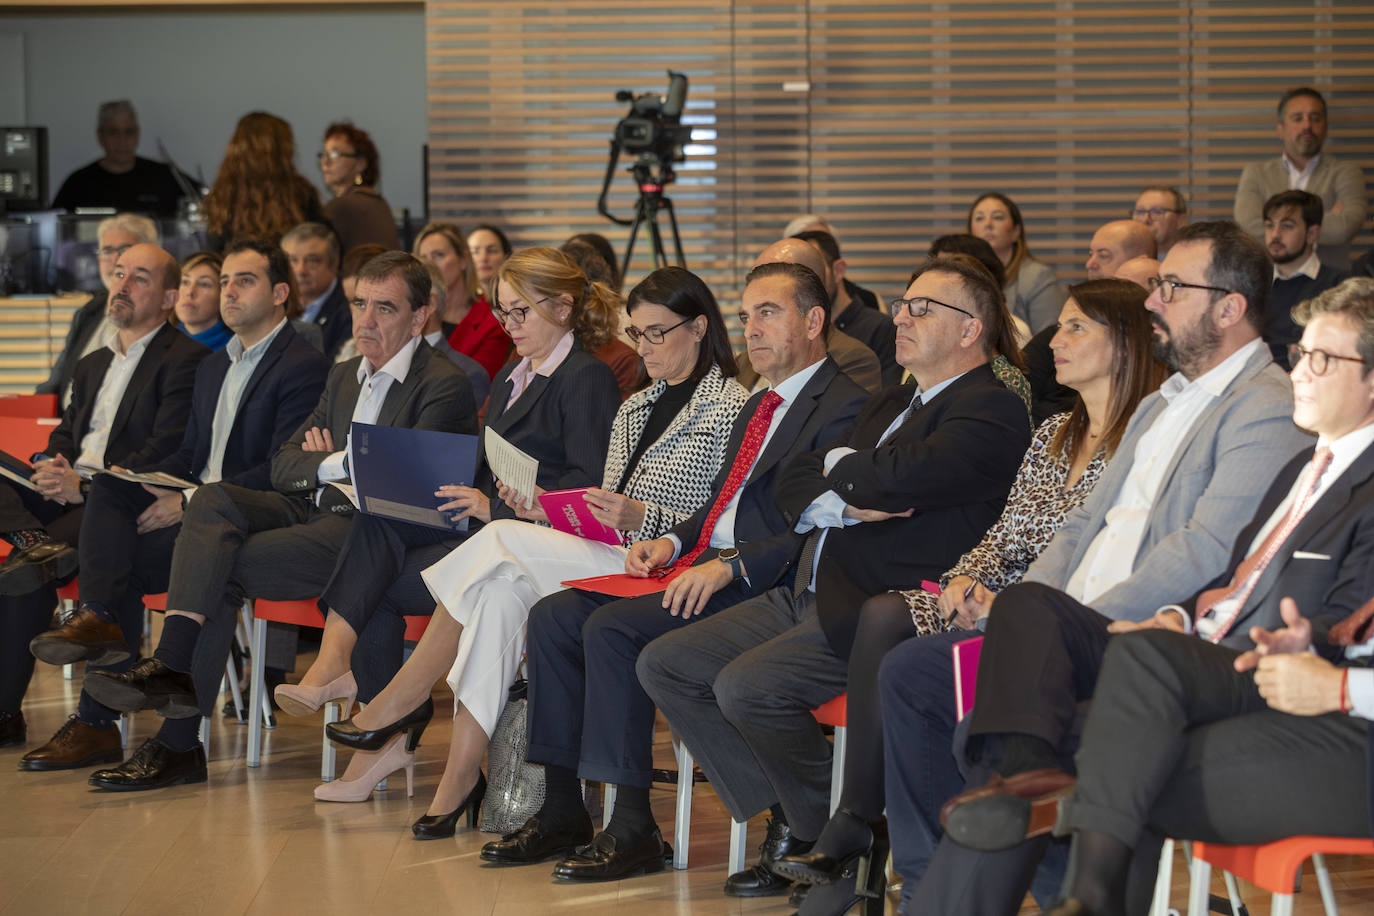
xmin=755 ymin=238 xmax=831 ymax=290
xmin=1114 ymin=255 xmax=1161 ymax=290
xmin=783 ymin=214 xmax=834 ymax=241
xmin=1086 ymin=219 xmax=1157 ymax=280
xmin=107 ymin=242 xmax=179 ymax=338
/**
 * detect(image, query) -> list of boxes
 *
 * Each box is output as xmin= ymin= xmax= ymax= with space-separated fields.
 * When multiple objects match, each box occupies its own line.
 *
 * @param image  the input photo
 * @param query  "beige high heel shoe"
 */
xmin=275 ymin=670 xmax=357 ymax=718
xmin=312 ymin=733 xmax=414 ymax=803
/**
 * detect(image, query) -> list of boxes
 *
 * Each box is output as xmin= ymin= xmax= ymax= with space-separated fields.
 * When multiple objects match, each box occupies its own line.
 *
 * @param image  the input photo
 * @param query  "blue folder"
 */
xmin=349 ymin=422 xmax=480 ymax=532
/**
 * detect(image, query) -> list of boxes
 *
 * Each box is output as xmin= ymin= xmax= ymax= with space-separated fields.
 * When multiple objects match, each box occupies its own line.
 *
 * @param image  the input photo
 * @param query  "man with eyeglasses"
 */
xmin=1235 ymin=87 xmax=1367 ymax=269
xmin=37 ymin=213 xmax=160 ymax=411
xmin=1012 ymin=277 xmax=1374 ymax=915
xmin=1131 ymin=187 xmax=1188 ymax=259
xmin=1262 ymin=190 xmax=1350 ymax=368
xmin=636 ymin=254 xmax=1030 ymax=903
xmin=50 ymin=100 xmax=194 ymax=218
xmin=892 ymin=221 xmax=1313 ymax=914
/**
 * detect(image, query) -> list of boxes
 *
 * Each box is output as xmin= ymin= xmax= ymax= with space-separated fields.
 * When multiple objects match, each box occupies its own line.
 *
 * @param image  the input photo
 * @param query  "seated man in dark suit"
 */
xmin=1040 ymin=277 xmax=1374 ymax=915
xmin=892 ymin=222 xmax=1313 ymax=914
xmin=79 ymin=251 xmax=475 ymax=790
xmin=283 ymin=222 xmax=352 ymax=359
xmin=19 ymin=240 xmax=329 ymax=770
xmin=791 ymin=229 xmax=899 ymax=387
xmin=479 ymin=261 xmax=868 ymax=877
xmin=640 ymin=254 xmax=1032 ymax=903
xmin=0 ymin=242 xmax=206 ymax=754
xmin=1263 ymin=190 xmax=1349 ymax=367
xmin=36 ymin=213 xmax=160 ymax=410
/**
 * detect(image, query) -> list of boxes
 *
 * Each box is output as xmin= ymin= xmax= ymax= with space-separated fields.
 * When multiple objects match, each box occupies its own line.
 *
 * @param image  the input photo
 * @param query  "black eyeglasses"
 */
xmin=1132 ymin=207 xmax=1180 ymax=219
xmin=317 ymin=149 xmax=359 ymax=161
xmin=888 ymin=296 xmax=976 ymax=320
xmin=1146 ymin=276 xmax=1232 ymax=303
xmin=1289 ymin=344 xmax=1366 ymax=376
xmin=626 ymin=317 xmax=691 ymax=345
xmin=493 ymin=297 xmax=551 ymax=326
xmin=97 ymin=243 xmax=133 ymax=258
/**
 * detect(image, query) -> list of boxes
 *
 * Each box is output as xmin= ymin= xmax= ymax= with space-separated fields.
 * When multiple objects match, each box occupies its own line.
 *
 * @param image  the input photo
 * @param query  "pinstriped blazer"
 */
xmin=601 ymin=363 xmax=749 ymax=546
xmin=1025 ymin=342 xmax=1314 ymax=622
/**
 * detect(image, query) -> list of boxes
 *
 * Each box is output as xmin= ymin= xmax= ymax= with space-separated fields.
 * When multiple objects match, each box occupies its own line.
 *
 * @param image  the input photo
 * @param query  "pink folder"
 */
xmin=538 ymin=488 xmax=622 ymax=546
xmin=953 ymin=636 xmax=984 ymax=722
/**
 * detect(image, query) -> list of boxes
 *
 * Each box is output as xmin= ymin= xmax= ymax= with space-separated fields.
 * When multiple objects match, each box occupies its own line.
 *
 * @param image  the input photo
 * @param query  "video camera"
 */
xmin=612 ymin=70 xmax=691 ymax=162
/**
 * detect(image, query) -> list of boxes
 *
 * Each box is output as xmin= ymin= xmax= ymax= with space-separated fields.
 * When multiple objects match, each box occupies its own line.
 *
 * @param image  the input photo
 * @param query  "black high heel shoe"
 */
xmin=771 ymin=808 xmax=876 ymax=886
xmin=412 ymin=770 xmax=487 ymax=840
xmin=777 ymin=814 xmax=889 ymax=916
xmin=326 ymin=697 xmax=434 ymax=752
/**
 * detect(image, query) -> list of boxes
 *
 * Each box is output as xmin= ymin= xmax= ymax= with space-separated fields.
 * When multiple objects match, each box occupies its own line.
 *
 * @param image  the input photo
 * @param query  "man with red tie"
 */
xmin=946 ymin=277 xmax=1374 ymax=915
xmin=479 ymin=261 xmax=868 ymax=878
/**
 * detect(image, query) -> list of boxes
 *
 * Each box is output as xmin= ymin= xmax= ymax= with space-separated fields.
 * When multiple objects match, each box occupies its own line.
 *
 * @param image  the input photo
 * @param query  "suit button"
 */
xmin=844 ymin=482 xmax=854 ymax=492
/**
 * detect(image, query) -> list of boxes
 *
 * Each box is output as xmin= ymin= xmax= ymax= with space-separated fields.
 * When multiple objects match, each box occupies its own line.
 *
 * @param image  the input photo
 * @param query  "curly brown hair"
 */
xmin=202 ymin=112 xmax=322 ymax=245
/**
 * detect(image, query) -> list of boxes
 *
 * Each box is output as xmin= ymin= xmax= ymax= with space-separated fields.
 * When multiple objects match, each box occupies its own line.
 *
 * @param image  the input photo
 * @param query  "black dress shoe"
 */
xmin=326 ymin=697 xmax=433 ymax=752
xmin=413 ymin=771 xmax=487 ymax=840
xmin=0 ymin=711 xmax=24 ymax=748
xmin=772 ymin=809 xmax=877 ymax=886
xmin=0 ymin=540 xmax=77 ymax=596
xmin=724 ymin=817 xmax=813 ymax=897
xmin=776 ymin=816 xmax=890 ymax=916
xmin=84 ymin=658 xmax=199 ymax=718
xmin=551 ymin=828 xmax=668 ymax=881
xmin=88 ymin=738 xmax=207 ymax=791
xmin=480 ymin=814 xmax=595 ymax=864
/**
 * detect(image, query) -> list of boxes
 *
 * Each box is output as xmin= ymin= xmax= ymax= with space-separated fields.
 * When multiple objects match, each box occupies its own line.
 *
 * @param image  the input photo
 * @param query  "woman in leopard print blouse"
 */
xmin=771 ymin=279 xmax=1168 ymax=914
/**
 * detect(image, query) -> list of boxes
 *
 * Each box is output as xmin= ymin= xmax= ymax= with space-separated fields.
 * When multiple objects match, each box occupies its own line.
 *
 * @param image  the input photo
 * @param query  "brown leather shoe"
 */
xmin=939 ymin=767 xmax=1076 ymax=852
xmin=29 ymin=607 xmax=129 ymax=666
xmin=18 ymin=715 xmax=123 ymax=771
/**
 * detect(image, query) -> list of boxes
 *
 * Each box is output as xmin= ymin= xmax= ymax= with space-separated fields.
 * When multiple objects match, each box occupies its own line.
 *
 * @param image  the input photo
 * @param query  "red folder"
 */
xmin=561 ymin=568 xmax=683 ymax=597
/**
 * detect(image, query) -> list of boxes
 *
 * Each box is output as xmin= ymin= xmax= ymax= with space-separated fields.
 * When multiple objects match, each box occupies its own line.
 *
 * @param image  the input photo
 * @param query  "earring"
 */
xmin=354 ymin=174 xmax=363 ymax=186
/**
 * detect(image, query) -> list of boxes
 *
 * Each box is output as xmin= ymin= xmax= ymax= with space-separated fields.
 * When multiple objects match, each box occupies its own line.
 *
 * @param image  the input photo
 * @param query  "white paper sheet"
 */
xmin=483 ymin=427 xmax=539 ymax=510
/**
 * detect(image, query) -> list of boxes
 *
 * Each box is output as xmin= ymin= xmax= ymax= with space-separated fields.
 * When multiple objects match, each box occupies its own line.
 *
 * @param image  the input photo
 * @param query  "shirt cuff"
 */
xmin=316 ymin=450 xmax=348 ymax=482
xmin=1157 ymin=604 xmax=1192 ymax=635
xmin=1347 ymin=669 xmax=1374 ymax=720
xmin=798 ymin=488 xmax=851 ymax=533
xmin=823 ymin=446 xmax=857 ymax=475
xmin=664 ymin=533 xmax=682 ymax=563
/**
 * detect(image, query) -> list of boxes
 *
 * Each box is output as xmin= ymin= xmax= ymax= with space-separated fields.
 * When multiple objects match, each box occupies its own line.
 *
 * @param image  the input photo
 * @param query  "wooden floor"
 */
xmin=6 ymin=646 xmax=1374 ymax=915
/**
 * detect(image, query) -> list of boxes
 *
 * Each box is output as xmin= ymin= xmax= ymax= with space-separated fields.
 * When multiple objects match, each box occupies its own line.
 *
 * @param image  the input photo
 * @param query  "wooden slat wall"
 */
xmin=427 ymin=0 xmax=1374 ymax=319
xmin=0 ymin=295 xmax=85 ymax=394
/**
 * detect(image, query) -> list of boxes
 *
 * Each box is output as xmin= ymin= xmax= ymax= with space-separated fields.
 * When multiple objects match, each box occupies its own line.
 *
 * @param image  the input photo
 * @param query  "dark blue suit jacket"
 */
xmin=142 ymin=322 xmax=330 ymax=491
xmin=313 ymin=281 xmax=352 ymax=360
xmin=480 ymin=339 xmax=620 ymax=523
xmin=668 ymin=356 xmax=868 ymax=592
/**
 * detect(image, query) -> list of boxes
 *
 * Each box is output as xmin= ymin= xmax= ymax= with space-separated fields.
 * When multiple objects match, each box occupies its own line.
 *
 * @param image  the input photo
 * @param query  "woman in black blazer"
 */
xmin=274 ymin=248 xmax=623 ymax=793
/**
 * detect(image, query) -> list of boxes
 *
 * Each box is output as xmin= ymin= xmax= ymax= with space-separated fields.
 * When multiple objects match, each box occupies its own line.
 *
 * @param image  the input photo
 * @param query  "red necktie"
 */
xmin=1196 ymin=447 xmax=1333 ymax=642
xmin=677 ymin=390 xmax=785 ymax=568
xmin=1330 ymin=595 xmax=1374 ymax=647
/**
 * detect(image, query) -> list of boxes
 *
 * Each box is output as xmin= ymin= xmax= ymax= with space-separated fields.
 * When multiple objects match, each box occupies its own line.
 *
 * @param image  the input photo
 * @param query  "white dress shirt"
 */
xmin=665 ymin=357 xmax=827 ymax=559
xmin=1066 ymin=339 xmax=1264 ymax=604
xmin=1283 ymin=153 xmax=1321 ymax=192
xmin=317 ymin=334 xmax=423 ymax=482
xmin=200 ymin=319 xmax=287 ymax=484
xmin=74 ymin=323 xmax=163 ymax=471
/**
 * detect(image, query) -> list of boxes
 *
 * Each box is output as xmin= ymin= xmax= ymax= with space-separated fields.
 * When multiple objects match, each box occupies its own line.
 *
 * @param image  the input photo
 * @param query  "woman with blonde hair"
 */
xmin=172 ymin=251 xmax=229 ymax=351
xmin=414 ymin=221 xmax=508 ymax=379
xmin=201 ymin=112 xmax=324 ymax=251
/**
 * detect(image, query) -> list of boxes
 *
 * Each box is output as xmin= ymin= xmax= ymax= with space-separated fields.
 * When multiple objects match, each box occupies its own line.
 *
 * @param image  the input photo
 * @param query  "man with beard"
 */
xmin=1262 ymin=190 xmax=1349 ymax=367
xmin=1235 ymin=87 xmax=1367 ymax=268
xmin=872 ymin=221 xmax=1313 ymax=914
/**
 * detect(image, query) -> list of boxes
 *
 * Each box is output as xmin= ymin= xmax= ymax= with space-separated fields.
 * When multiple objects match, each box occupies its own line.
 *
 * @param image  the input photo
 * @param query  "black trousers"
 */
xmin=319 ymin=513 xmax=463 ymax=703
xmin=524 ymin=555 xmax=759 ymax=789
xmin=0 ymin=584 xmax=56 ymax=713
xmin=0 ymin=476 xmax=82 ymax=545
xmin=1063 ymin=629 xmax=1368 ymax=882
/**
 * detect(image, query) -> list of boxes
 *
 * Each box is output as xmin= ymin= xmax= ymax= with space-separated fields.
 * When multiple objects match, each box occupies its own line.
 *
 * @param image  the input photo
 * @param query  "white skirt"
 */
xmin=419 ymin=518 xmax=628 ymax=737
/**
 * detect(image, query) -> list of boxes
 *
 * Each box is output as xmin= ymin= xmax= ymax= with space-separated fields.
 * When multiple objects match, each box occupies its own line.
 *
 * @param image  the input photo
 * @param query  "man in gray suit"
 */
xmin=874 ymin=221 xmax=1313 ymax=915
xmin=1235 ymin=87 xmax=1367 ymax=268
xmin=81 ymin=251 xmax=476 ymax=791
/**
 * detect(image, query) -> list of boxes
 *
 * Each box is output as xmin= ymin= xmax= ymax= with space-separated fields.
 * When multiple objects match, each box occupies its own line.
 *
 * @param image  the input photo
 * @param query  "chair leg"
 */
xmin=829 ymin=725 xmax=846 ymax=816
xmin=1313 ymin=851 xmax=1339 ymax=916
xmin=1148 ymin=838 xmax=1174 ymax=916
xmin=321 ymin=700 xmax=341 ymax=782
xmin=603 ymin=784 xmax=616 ymax=829
xmin=63 ymin=663 xmax=74 ymax=680
xmin=247 ymin=607 xmax=266 ymax=767
xmin=117 ymin=714 xmax=129 ymax=749
xmin=1186 ymin=853 xmax=1212 ymax=916
xmin=728 ymin=819 xmax=748 ymax=876
xmin=1271 ymin=891 xmax=1295 ymax=916
xmin=199 ymin=717 xmax=210 ymax=757
xmin=224 ymin=659 xmax=245 ymax=722
xmin=672 ymin=739 xmax=692 ymax=870
xmin=1223 ymin=871 xmax=1244 ymax=916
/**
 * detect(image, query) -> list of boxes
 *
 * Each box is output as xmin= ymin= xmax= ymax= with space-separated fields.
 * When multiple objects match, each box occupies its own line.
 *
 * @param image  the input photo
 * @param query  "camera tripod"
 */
xmin=620 ymin=159 xmax=686 ymax=278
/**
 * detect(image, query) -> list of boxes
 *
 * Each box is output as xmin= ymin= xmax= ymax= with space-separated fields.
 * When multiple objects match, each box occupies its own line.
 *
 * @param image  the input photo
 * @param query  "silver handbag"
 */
xmin=480 ymin=679 xmax=546 ymax=834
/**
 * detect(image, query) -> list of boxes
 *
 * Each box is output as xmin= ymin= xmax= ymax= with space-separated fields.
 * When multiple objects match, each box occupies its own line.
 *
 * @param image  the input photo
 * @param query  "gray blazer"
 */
xmin=1234 ymin=155 xmax=1368 ymax=267
xmin=1024 ymin=341 xmax=1313 ymax=622
xmin=1005 ymin=257 xmax=1063 ymax=336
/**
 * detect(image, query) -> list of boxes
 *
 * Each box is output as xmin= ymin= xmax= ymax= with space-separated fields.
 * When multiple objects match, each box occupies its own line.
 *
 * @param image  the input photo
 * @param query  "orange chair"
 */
xmin=0 ymin=393 xmax=58 ymax=418
xmin=244 ymin=597 xmax=430 ymax=780
xmin=1188 ymin=837 xmax=1374 ymax=916
xmin=0 ymin=416 xmax=58 ymax=464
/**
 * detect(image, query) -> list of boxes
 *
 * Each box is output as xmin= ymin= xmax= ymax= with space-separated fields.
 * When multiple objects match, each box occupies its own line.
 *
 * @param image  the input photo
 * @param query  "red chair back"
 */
xmin=0 ymin=416 xmax=57 ymax=463
xmin=250 ymin=598 xmax=430 ymax=643
xmin=0 ymin=394 xmax=59 ymax=418
xmin=1192 ymin=837 xmax=1374 ymax=895
xmin=812 ymin=693 xmax=848 ymax=727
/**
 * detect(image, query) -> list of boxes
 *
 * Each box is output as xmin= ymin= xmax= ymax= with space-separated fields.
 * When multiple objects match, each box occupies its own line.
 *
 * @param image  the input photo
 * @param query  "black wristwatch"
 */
xmin=718 ymin=547 xmax=743 ymax=578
